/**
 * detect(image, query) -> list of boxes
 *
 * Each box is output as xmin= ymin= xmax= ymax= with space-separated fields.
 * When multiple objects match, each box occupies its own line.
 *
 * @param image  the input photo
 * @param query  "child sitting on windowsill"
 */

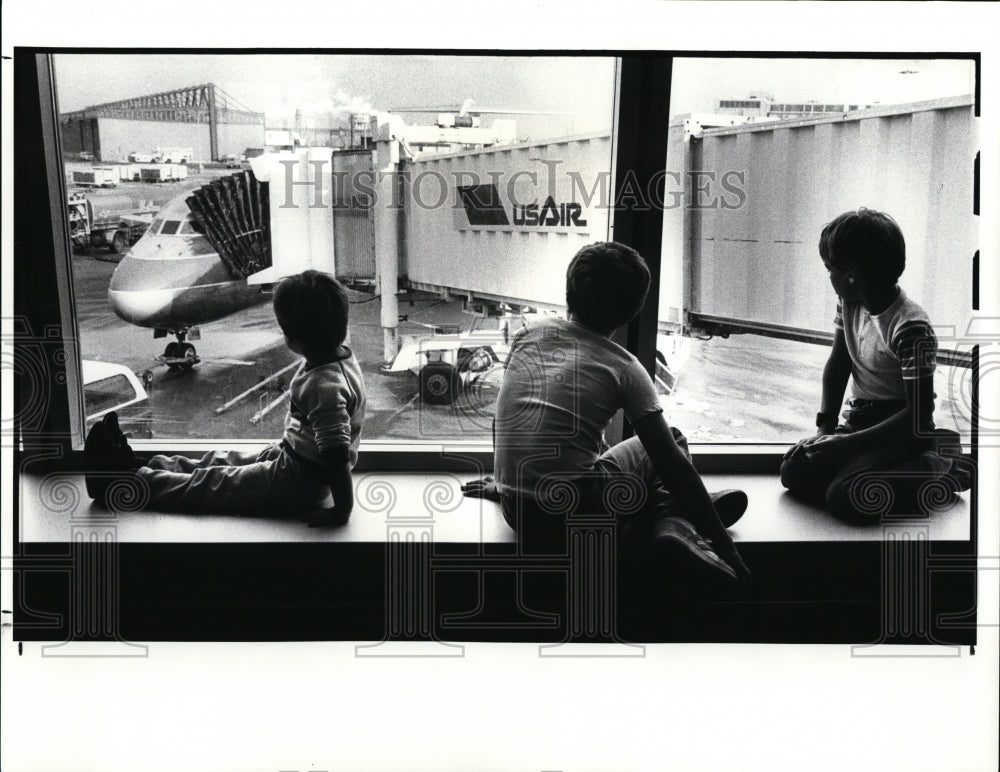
xmin=85 ymin=270 xmax=366 ymax=527
xmin=780 ymin=208 xmax=972 ymax=518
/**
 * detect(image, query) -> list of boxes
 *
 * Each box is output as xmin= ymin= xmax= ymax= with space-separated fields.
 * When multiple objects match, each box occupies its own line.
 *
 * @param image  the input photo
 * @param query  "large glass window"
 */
xmin=657 ymin=57 xmax=977 ymax=444
xmin=48 ymin=53 xmax=980 ymax=449
xmin=52 ymin=54 xmax=617 ymax=443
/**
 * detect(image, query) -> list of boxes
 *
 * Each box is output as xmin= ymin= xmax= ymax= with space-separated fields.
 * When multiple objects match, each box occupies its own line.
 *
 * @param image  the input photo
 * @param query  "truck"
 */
xmin=83 ymin=359 xmax=153 ymax=439
xmin=67 ymin=192 xmax=157 ymax=254
xmin=128 ymin=150 xmax=160 ymax=163
xmin=139 ymin=164 xmax=188 ymax=183
xmin=71 ymin=166 xmax=119 ymax=188
xmin=118 ymin=164 xmax=142 ymax=182
xmin=382 ymin=315 xmax=514 ymax=406
xmin=158 ymin=146 xmax=194 ymax=164
xmin=263 ymin=130 xmax=300 ymax=150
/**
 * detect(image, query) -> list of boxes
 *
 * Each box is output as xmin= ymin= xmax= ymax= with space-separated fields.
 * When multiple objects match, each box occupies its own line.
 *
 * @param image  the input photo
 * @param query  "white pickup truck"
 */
xmin=82 ymin=359 xmax=153 ymax=439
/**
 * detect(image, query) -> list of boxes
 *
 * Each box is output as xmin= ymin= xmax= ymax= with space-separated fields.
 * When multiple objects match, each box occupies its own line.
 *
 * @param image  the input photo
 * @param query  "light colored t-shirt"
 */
xmin=494 ymin=316 xmax=663 ymax=497
xmin=282 ymin=349 xmax=366 ymax=468
xmin=834 ymin=288 xmax=937 ymax=402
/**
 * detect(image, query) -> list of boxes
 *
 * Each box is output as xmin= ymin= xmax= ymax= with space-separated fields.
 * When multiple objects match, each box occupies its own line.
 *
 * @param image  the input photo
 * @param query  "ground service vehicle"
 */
xmin=82 ymin=359 xmax=153 ymax=438
xmin=140 ymin=164 xmax=188 ymax=183
xmin=159 ymin=147 xmax=194 ymax=163
xmin=384 ymin=325 xmax=511 ymax=406
xmin=128 ymin=151 xmax=159 ymax=163
xmin=67 ymin=192 xmax=157 ymax=253
xmin=71 ymin=167 xmax=119 ymax=188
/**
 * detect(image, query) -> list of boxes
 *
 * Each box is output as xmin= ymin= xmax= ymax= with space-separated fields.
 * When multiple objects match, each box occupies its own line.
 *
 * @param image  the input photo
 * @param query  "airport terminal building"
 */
xmin=60 ymin=82 xmax=265 ymax=163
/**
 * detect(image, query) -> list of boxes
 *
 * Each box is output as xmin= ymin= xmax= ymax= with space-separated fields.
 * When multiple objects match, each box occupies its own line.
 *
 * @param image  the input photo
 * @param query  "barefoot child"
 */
xmin=86 ymin=270 xmax=366 ymax=525
xmin=780 ymin=208 xmax=971 ymax=518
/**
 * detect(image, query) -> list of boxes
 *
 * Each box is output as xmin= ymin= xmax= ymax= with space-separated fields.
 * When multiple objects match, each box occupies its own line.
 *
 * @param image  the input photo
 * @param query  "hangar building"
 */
xmin=60 ymin=83 xmax=265 ymax=162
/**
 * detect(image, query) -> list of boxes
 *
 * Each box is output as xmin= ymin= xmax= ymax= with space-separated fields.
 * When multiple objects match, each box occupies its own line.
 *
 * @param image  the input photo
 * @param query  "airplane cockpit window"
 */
xmin=160 ymin=221 xmax=182 ymax=236
xmin=149 ymin=219 xmax=163 ymax=234
xmin=179 ymin=220 xmax=203 ymax=235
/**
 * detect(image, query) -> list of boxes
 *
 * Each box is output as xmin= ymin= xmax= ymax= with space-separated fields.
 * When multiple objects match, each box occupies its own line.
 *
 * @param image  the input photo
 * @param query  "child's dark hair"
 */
xmin=273 ymin=270 xmax=349 ymax=350
xmin=819 ymin=208 xmax=906 ymax=285
xmin=566 ymin=242 xmax=651 ymax=333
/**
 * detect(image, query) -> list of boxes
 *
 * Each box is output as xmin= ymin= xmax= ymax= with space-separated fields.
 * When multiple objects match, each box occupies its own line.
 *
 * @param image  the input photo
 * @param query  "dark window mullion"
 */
xmin=612 ymin=56 xmax=673 ymax=380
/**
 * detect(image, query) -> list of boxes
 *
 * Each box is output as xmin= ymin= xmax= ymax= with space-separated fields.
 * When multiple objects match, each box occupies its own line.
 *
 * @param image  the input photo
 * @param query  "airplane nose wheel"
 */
xmin=164 ymin=341 xmax=198 ymax=371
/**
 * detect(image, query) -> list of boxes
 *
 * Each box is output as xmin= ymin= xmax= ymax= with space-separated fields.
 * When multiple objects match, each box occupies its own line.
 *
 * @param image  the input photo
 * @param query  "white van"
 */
xmin=82 ymin=359 xmax=153 ymax=438
xmin=158 ymin=147 xmax=193 ymax=164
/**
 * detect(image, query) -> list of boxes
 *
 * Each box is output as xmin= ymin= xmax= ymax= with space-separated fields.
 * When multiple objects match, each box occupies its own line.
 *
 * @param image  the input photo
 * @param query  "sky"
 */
xmin=670 ymin=57 xmax=977 ymax=116
xmin=53 ymin=54 xmax=619 ymax=141
xmin=53 ymin=53 xmax=976 ymax=141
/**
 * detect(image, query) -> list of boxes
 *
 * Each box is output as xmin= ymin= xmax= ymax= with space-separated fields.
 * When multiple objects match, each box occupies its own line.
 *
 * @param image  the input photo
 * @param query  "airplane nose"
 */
xmin=107 ymin=286 xmax=176 ymax=326
xmin=108 ymin=253 xmax=175 ymax=326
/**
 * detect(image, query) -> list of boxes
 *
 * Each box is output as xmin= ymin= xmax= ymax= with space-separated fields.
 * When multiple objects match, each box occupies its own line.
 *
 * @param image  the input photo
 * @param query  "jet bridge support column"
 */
xmin=374 ymin=127 xmax=402 ymax=364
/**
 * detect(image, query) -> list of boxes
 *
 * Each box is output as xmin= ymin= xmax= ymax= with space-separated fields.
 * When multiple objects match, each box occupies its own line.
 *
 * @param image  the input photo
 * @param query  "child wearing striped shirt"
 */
xmin=780 ymin=208 xmax=972 ymax=519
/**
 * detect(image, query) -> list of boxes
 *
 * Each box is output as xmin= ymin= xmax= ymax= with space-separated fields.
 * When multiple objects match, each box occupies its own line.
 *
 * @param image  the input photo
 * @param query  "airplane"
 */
xmin=107 ymin=191 xmax=268 ymax=371
xmin=107 ymin=107 xmax=534 ymax=371
xmin=390 ymin=99 xmax=569 ymax=128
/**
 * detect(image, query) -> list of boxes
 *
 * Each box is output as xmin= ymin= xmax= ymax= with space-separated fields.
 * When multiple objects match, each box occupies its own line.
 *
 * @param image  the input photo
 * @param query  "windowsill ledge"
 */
xmin=51 ymin=441 xmax=858 ymax=475
xmin=18 ymin=470 xmax=971 ymax=544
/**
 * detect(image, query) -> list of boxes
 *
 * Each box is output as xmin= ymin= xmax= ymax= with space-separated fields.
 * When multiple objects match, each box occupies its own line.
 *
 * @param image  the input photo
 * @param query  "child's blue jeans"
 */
xmin=135 ymin=444 xmax=333 ymax=513
xmin=779 ymin=399 xmax=962 ymax=520
xmin=501 ymin=428 xmax=692 ymax=551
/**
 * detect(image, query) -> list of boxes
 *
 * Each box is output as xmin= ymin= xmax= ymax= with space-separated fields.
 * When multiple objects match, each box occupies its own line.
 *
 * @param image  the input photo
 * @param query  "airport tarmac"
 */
xmin=73 ymin=250 xmax=498 ymax=442
xmin=67 ymin=164 xmax=972 ymax=446
xmin=66 ymin=164 xmax=493 ymax=443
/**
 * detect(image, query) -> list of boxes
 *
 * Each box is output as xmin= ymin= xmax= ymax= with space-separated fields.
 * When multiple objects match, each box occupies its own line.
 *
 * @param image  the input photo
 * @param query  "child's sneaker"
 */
xmin=84 ymin=412 xmax=143 ymax=503
xmin=84 ymin=419 xmax=115 ymax=501
xmin=101 ymin=412 xmax=149 ymax=469
xmin=710 ymin=489 xmax=748 ymax=528
xmin=652 ymin=516 xmax=738 ymax=580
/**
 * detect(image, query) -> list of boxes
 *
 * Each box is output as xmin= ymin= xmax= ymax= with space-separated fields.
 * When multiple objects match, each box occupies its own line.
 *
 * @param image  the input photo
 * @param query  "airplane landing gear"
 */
xmin=162 ymin=331 xmax=198 ymax=371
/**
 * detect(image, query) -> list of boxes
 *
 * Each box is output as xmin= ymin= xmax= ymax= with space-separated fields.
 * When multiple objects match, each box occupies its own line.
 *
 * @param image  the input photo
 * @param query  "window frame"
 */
xmin=14 ymin=51 xmax=977 ymax=471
